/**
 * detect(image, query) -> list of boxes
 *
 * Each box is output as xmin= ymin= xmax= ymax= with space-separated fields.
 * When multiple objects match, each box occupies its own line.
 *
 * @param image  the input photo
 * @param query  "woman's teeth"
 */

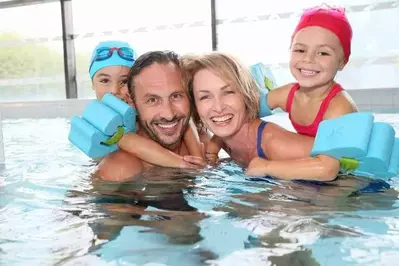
xmin=212 ymin=115 xmax=233 ymax=123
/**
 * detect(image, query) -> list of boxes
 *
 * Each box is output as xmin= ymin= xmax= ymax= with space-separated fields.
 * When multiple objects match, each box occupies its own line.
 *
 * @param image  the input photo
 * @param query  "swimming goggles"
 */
xmin=89 ymin=47 xmax=135 ymax=71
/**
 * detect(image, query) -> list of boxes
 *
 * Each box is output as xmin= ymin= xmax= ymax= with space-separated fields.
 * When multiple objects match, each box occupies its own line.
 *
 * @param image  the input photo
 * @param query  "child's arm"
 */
xmin=266 ymin=83 xmax=295 ymax=112
xmin=117 ymin=133 xmax=205 ymax=169
xmin=183 ymin=119 xmax=204 ymax=158
xmin=205 ymin=135 xmax=224 ymax=164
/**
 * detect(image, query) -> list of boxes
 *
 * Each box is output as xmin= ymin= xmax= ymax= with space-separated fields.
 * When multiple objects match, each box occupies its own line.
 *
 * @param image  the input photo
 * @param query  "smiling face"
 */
xmin=290 ymin=26 xmax=345 ymax=89
xmin=192 ymin=68 xmax=247 ymax=139
xmin=133 ymin=62 xmax=190 ymax=149
xmin=92 ymin=65 xmax=133 ymax=105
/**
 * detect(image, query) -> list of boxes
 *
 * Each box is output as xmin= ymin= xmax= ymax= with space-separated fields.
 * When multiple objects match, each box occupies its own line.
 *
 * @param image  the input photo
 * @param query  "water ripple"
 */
xmin=1 ymin=118 xmax=399 ymax=265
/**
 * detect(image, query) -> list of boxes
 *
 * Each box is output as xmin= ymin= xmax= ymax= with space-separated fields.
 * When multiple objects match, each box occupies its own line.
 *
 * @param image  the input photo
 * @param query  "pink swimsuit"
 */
xmin=286 ymin=83 xmax=344 ymax=137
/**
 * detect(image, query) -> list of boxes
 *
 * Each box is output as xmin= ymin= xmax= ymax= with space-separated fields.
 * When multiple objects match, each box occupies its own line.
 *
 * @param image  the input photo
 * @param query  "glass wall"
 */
xmin=216 ymin=0 xmax=399 ymax=90
xmin=72 ymin=0 xmax=212 ymax=99
xmin=0 ymin=2 xmax=65 ymax=102
xmin=0 ymin=0 xmax=397 ymax=102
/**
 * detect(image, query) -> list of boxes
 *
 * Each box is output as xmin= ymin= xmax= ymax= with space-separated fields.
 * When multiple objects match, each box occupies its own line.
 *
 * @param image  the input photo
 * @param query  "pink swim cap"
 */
xmin=292 ymin=5 xmax=353 ymax=63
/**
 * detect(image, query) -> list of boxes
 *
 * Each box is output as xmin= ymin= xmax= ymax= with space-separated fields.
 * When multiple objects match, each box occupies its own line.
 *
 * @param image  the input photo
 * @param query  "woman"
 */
xmin=182 ymin=52 xmax=340 ymax=181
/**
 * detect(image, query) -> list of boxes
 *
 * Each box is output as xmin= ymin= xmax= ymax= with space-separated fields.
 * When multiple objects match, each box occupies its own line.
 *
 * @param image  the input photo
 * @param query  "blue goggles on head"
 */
xmin=89 ymin=46 xmax=136 ymax=79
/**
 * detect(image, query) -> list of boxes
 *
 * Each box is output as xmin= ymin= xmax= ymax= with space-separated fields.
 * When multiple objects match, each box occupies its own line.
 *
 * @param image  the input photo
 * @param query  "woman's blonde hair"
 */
xmin=181 ymin=52 xmax=260 ymax=129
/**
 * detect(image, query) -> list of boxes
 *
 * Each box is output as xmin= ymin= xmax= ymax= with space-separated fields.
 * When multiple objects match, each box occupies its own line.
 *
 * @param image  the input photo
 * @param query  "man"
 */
xmin=96 ymin=50 xmax=208 ymax=181
xmin=87 ymin=51 xmax=208 ymax=249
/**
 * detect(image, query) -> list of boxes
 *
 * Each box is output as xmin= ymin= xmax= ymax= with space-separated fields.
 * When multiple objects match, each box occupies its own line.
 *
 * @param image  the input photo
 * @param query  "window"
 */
xmin=216 ymin=0 xmax=399 ymax=89
xmin=72 ymin=0 xmax=212 ymax=99
xmin=0 ymin=2 xmax=65 ymax=102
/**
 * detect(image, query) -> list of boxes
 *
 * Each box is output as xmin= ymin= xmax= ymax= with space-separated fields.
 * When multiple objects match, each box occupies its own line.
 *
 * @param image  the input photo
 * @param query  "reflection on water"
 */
xmin=1 ymin=118 xmax=399 ymax=266
xmin=61 ymin=160 xmax=399 ymax=266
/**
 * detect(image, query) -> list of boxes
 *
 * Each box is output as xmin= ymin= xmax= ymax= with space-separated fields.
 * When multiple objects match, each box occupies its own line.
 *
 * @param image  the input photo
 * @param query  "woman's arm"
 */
xmin=247 ymin=121 xmax=339 ymax=181
xmin=261 ymin=122 xmax=314 ymax=160
xmin=246 ymin=155 xmax=340 ymax=181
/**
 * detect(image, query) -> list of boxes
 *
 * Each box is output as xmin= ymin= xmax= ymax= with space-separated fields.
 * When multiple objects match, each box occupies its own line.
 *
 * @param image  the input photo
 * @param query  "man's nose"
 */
xmin=161 ymin=101 xmax=176 ymax=120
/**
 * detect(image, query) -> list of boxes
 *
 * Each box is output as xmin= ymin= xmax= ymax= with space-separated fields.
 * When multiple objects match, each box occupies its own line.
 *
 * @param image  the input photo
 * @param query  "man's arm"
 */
xmin=95 ymin=150 xmax=144 ymax=182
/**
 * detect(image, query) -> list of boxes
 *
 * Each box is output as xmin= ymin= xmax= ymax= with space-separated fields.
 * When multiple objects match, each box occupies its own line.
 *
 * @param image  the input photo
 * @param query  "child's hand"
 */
xmin=205 ymin=152 xmax=219 ymax=165
xmin=180 ymin=155 xmax=206 ymax=169
xmin=245 ymin=157 xmax=268 ymax=176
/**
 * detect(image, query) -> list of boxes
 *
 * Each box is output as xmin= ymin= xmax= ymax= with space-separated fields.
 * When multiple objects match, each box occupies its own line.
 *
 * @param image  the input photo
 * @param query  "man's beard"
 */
xmin=136 ymin=108 xmax=191 ymax=150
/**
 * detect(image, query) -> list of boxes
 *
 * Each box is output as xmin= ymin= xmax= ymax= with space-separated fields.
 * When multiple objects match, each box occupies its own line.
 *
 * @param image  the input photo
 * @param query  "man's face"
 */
xmin=133 ymin=62 xmax=191 ymax=149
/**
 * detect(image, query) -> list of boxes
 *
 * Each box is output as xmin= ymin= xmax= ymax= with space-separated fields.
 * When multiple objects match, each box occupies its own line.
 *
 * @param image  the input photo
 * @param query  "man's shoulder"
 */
xmin=95 ymin=150 xmax=144 ymax=182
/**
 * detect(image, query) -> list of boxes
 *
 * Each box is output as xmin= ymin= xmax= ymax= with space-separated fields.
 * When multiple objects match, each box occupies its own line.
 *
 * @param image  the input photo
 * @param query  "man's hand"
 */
xmin=180 ymin=155 xmax=206 ymax=169
xmin=245 ymin=157 xmax=268 ymax=176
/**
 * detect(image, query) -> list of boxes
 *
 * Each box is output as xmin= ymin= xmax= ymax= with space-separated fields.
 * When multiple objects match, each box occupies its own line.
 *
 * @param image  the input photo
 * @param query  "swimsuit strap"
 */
xmin=257 ymin=121 xmax=268 ymax=159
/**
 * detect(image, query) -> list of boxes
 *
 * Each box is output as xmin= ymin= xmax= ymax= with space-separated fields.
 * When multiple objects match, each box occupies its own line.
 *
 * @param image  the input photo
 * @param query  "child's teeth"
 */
xmin=301 ymin=69 xmax=317 ymax=75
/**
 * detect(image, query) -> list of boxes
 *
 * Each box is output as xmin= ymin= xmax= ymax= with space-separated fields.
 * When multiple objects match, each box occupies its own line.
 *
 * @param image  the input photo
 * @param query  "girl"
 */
xmin=266 ymin=5 xmax=358 ymax=137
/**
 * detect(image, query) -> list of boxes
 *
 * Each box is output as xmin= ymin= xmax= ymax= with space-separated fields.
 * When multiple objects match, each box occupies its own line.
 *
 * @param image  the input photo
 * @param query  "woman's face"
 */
xmin=92 ymin=65 xmax=133 ymax=106
xmin=192 ymin=68 xmax=247 ymax=138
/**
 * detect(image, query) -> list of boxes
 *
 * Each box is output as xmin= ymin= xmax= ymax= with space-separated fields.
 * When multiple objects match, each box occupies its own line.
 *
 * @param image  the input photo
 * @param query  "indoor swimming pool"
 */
xmin=0 ymin=113 xmax=398 ymax=266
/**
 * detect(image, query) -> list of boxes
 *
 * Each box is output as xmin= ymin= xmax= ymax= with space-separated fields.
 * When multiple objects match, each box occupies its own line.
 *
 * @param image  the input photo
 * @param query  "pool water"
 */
xmin=1 ymin=114 xmax=399 ymax=266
